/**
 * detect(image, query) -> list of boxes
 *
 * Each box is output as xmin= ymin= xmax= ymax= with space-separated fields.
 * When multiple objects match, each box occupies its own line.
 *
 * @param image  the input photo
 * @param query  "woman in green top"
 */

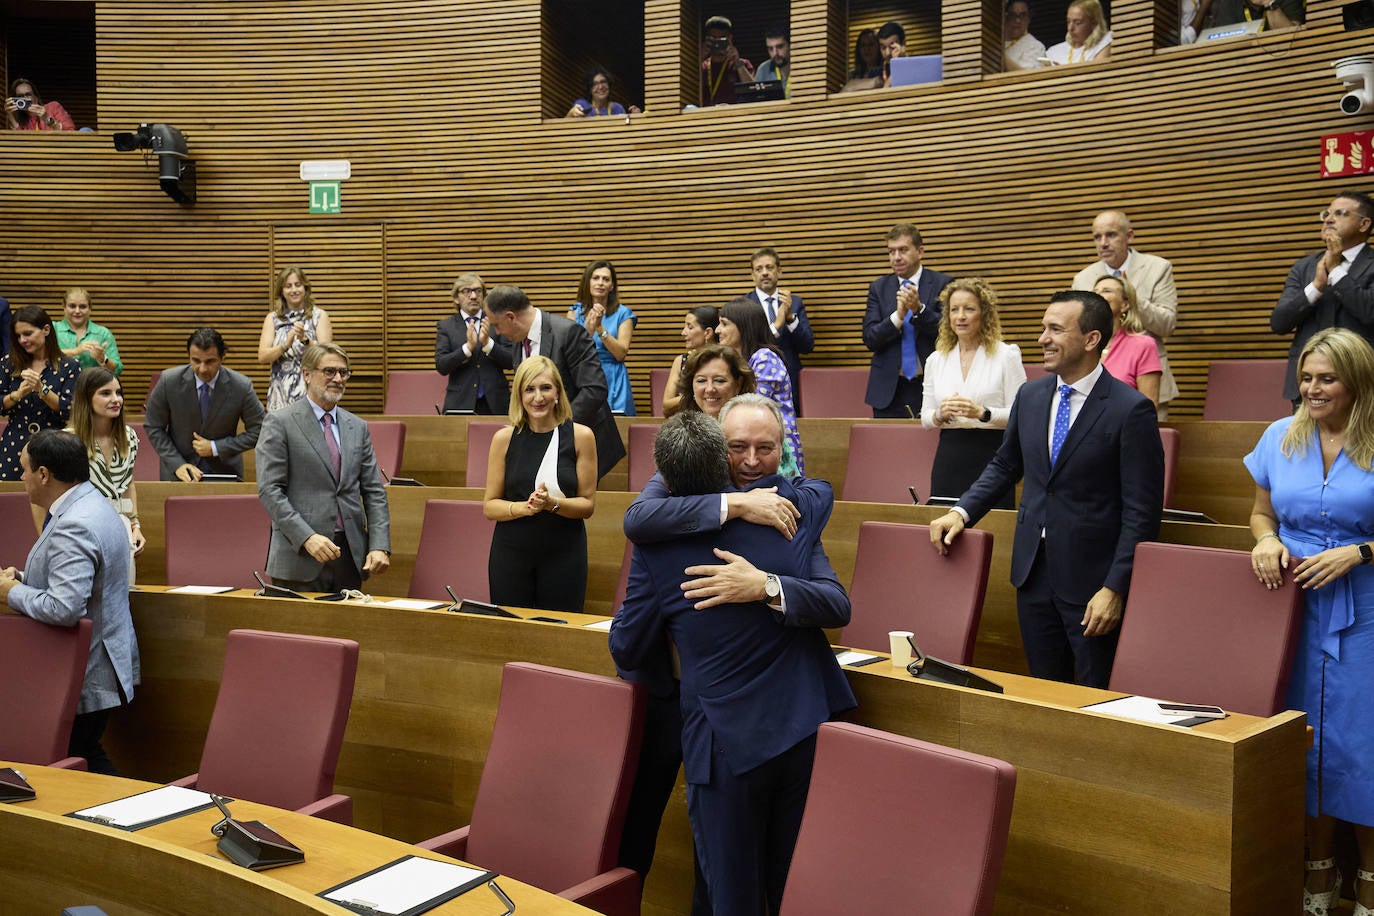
xmin=54 ymin=287 xmax=123 ymax=374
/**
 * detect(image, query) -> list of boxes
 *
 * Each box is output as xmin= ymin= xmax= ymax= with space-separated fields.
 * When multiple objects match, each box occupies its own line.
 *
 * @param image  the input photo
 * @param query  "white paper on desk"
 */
xmin=71 ymin=785 xmax=214 ymax=828
xmin=381 ymin=598 xmax=449 ymax=610
xmin=835 ymin=650 xmax=882 ymax=666
xmin=584 ymin=618 xmax=614 ymax=631
xmin=166 ymin=585 xmax=236 ymax=595
xmin=323 ymin=856 xmax=490 ymax=914
xmin=1083 ymin=695 xmax=1213 ymax=726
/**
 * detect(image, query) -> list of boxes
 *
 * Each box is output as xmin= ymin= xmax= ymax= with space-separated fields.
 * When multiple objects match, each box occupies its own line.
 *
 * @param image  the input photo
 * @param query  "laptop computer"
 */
xmin=1198 ymin=18 xmax=1264 ymax=41
xmin=889 ymin=55 xmax=943 ymax=87
xmin=734 ymin=80 xmax=785 ymax=104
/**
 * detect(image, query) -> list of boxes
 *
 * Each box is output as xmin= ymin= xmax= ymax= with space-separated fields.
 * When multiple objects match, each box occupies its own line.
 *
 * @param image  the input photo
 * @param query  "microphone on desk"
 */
xmin=252 ymin=571 xmax=307 ymax=601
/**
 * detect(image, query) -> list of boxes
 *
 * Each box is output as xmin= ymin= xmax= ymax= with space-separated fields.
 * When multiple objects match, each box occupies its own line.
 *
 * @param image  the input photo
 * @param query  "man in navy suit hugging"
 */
xmin=611 ymin=402 xmax=855 ymax=915
xmin=863 ymin=223 xmax=953 ymax=417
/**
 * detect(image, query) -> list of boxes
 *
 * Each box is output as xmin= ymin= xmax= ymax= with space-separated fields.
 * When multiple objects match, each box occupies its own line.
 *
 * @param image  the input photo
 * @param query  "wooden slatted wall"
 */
xmin=0 ymin=0 xmax=1364 ymax=419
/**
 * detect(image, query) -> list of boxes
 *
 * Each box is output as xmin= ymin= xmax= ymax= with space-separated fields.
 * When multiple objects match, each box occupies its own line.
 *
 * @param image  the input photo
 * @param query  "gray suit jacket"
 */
xmin=256 ymin=397 xmax=391 ymax=582
xmin=8 ymin=482 xmax=141 ymax=714
xmin=144 ymin=364 xmax=265 ymax=480
xmin=1073 ymin=249 xmax=1179 ymax=404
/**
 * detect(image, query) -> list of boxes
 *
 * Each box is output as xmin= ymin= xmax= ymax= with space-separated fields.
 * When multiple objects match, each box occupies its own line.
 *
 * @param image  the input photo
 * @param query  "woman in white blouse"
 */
xmin=921 ymin=278 xmax=1027 ymax=508
xmin=1045 ymin=0 xmax=1112 ymax=64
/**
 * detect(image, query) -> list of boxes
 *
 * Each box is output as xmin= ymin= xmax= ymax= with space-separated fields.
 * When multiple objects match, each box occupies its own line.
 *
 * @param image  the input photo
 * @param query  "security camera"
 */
xmin=1335 ymin=54 xmax=1374 ymax=115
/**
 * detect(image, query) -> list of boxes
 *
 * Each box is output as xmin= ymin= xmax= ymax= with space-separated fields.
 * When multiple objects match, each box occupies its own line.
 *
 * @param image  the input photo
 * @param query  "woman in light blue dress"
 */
xmin=1245 ymin=328 xmax=1374 ymax=916
xmin=568 ymin=259 xmax=636 ymax=416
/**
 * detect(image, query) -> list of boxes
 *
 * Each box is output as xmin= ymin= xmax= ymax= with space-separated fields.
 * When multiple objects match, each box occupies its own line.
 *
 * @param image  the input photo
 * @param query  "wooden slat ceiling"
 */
xmin=0 ymin=0 xmax=1361 ymax=416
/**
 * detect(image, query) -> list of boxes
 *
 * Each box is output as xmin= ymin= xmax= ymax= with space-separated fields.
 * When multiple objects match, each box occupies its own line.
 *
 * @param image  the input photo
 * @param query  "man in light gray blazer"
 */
xmin=145 ymin=327 xmax=265 ymax=481
xmin=0 ymin=430 xmax=141 ymax=775
xmin=256 ymin=342 xmax=391 ymax=592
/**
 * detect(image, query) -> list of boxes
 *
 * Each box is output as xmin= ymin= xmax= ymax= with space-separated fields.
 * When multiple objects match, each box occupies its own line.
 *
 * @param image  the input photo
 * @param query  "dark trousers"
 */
xmin=274 ymin=531 xmax=362 ymax=593
xmin=872 ymin=375 xmax=923 ymax=418
xmin=69 ymin=708 xmax=117 ymax=775
xmin=1016 ymin=543 xmax=1119 ymax=689
xmin=687 ymin=733 xmax=817 ymax=916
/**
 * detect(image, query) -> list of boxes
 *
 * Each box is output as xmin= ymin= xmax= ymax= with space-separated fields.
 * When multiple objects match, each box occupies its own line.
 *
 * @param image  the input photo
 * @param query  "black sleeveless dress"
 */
xmin=488 ymin=419 xmax=588 ymax=613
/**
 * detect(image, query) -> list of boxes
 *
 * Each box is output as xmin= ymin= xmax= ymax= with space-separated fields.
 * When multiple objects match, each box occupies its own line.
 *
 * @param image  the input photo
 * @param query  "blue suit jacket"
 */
xmin=746 ymin=290 xmax=815 ymax=400
xmin=863 ymin=269 xmax=952 ymax=409
xmin=957 ymin=370 xmax=1164 ymax=604
xmin=611 ymin=475 xmax=855 ymax=784
xmin=8 ymin=482 xmax=140 ymax=714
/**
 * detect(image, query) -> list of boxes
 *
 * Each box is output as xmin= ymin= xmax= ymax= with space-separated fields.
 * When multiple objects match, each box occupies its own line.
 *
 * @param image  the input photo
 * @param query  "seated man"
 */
xmin=878 ymin=21 xmax=906 ymax=86
xmin=701 ymin=15 xmax=754 ymax=106
xmin=145 ymin=327 xmax=266 ymax=481
xmin=0 ymin=430 xmax=140 ymax=775
xmin=754 ymin=24 xmax=792 ymax=98
xmin=610 ymin=405 xmax=855 ymax=916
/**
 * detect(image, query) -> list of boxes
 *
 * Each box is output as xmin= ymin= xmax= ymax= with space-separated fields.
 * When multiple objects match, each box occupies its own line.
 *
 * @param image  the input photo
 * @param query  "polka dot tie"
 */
xmin=1051 ymin=385 xmax=1073 ymax=466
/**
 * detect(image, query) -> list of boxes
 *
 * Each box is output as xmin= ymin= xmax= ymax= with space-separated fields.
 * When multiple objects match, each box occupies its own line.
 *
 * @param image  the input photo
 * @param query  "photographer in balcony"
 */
xmin=5 ymin=78 xmax=74 ymax=131
xmin=700 ymin=15 xmax=754 ymax=107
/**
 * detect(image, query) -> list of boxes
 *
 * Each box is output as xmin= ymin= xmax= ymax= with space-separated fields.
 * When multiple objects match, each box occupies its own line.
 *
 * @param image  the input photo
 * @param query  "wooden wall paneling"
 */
xmin=644 ymin=0 xmax=692 ymax=113
xmin=942 ymin=0 xmax=988 ymax=80
xmin=789 ymin=0 xmax=832 ymax=101
xmin=270 ymin=223 xmax=386 ymax=413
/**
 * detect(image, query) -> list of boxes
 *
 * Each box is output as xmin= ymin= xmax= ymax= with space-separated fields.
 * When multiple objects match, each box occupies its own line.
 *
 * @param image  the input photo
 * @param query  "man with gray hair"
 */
xmin=257 ymin=342 xmax=391 ymax=592
xmin=611 ymin=407 xmax=853 ymax=913
xmin=436 ymin=273 xmax=512 ymax=415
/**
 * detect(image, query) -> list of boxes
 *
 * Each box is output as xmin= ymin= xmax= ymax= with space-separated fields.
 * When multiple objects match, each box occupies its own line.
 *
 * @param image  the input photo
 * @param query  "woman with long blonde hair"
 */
xmin=258 ymin=265 xmax=334 ymax=411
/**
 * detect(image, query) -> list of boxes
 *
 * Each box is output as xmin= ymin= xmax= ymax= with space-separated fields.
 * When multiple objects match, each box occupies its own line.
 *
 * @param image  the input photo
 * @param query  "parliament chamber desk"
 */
xmin=0 ymin=761 xmax=595 ymax=915
xmin=103 ymin=588 xmax=1306 ymax=916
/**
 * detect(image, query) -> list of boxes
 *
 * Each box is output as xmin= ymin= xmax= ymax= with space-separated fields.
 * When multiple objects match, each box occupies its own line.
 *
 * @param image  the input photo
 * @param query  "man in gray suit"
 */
xmin=484 ymin=284 xmax=626 ymax=478
xmin=0 ymin=430 xmax=140 ymax=774
xmin=145 ymin=327 xmax=265 ymax=481
xmin=256 ymin=342 xmax=391 ymax=592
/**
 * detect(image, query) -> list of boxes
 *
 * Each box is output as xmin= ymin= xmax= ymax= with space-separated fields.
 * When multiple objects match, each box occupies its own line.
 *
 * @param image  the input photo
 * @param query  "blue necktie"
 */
xmin=198 ymin=382 xmax=211 ymax=420
xmin=42 ymin=511 xmax=51 ymax=531
xmin=1051 ymin=385 xmax=1073 ymax=466
xmin=899 ymin=279 xmax=919 ymax=380
xmin=765 ymin=296 xmax=777 ymax=324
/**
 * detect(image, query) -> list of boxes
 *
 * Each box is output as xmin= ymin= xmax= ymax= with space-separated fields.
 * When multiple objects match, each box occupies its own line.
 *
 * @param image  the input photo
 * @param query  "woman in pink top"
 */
xmin=1094 ymin=275 xmax=1162 ymax=406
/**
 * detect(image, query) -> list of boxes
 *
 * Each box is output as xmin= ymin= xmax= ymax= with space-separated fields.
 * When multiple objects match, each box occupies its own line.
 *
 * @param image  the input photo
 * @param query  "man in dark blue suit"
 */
xmin=611 ymin=403 xmax=855 ymax=916
xmin=930 ymin=291 xmax=1164 ymax=688
xmin=863 ymin=223 xmax=953 ymax=417
xmin=746 ymin=247 xmax=814 ymax=408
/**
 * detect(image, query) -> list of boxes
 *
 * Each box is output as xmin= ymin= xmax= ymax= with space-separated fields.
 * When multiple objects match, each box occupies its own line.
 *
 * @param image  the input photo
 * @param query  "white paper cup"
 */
xmin=889 ymin=631 xmax=915 ymax=667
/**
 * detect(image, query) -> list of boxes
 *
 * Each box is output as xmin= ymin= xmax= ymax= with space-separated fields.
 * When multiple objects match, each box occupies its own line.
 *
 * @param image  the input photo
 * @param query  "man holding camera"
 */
xmin=701 ymin=15 xmax=754 ymax=107
xmin=5 ymin=78 xmax=73 ymax=131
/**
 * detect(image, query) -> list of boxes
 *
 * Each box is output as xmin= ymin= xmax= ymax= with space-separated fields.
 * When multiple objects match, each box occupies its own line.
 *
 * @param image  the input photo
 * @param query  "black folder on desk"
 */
xmin=0 ymin=767 xmax=35 ymax=802
xmin=319 ymin=855 xmax=499 ymax=916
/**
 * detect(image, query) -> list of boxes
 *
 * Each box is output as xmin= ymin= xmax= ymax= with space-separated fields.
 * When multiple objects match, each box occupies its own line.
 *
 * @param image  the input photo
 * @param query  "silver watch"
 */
xmin=763 ymin=573 xmax=781 ymax=599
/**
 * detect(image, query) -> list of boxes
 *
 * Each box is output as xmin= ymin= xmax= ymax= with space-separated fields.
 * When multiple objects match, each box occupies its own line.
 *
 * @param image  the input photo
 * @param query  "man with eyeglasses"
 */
xmin=1273 ymin=191 xmax=1374 ymax=404
xmin=1071 ymin=210 xmax=1179 ymax=417
xmin=1004 ymin=0 xmax=1047 ymax=70
xmin=257 ymin=342 xmax=391 ymax=593
xmin=436 ymin=273 xmax=512 ymax=415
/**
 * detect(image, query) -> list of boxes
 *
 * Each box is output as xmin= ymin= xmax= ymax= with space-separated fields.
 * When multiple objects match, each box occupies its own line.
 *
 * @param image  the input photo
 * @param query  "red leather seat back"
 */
xmin=409 ymin=499 xmax=494 ymax=602
xmin=0 ymin=617 xmax=91 ymax=765
xmin=165 ymin=494 xmax=271 ymax=590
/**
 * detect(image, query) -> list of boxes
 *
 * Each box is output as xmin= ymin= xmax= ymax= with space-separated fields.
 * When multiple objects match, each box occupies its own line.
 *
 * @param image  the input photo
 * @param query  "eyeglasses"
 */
xmin=455 ymin=286 xmax=484 ymax=297
xmin=591 ymin=78 xmax=610 ymax=87
xmin=313 ymin=366 xmax=352 ymax=380
xmin=1320 ymin=208 xmax=1366 ymax=221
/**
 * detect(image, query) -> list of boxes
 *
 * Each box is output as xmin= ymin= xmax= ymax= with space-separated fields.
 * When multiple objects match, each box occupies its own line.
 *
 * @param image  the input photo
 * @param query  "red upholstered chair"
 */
xmin=843 ymin=522 xmax=992 ymax=662
xmin=1159 ymin=426 xmax=1180 ymax=508
xmin=842 ymin=423 xmax=941 ymax=504
xmin=797 ymin=367 xmax=870 ymax=418
xmin=627 ymin=423 xmax=659 ymax=491
xmin=1109 ymin=542 xmax=1303 ymax=717
xmin=419 ymin=663 xmax=645 ymax=916
xmin=0 ymin=617 xmax=92 ymax=769
xmin=464 ymin=421 xmax=505 ymax=488
xmin=650 ymin=367 xmax=671 ymax=417
xmin=164 ymin=494 xmax=271 ymax=590
xmin=409 ymin=500 xmax=495 ymax=603
xmin=141 ymin=370 xmax=162 ymax=412
xmin=1202 ymin=359 xmax=1291 ymax=422
xmin=780 ymin=722 xmax=1016 ymax=916
xmin=127 ymin=422 xmax=163 ymax=483
xmin=383 ymin=370 xmax=447 ymax=415
xmin=0 ymin=490 xmax=40 ymax=566
xmin=1022 ymin=362 xmax=1049 ymax=382
xmin=366 ymin=420 xmax=406 ymax=478
xmin=170 ymin=629 xmax=359 ymax=823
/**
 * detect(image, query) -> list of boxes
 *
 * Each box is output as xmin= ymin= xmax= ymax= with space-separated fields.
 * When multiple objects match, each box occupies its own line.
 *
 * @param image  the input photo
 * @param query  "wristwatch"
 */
xmin=980 ymin=407 xmax=992 ymax=423
xmin=1359 ymin=543 xmax=1372 ymax=564
xmin=763 ymin=573 xmax=781 ymax=600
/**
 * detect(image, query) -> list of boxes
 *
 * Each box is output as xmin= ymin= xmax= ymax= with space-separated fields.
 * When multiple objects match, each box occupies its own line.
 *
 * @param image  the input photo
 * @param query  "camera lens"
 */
xmin=14 ymin=98 xmax=30 ymax=111
xmin=1342 ymin=93 xmax=1364 ymax=115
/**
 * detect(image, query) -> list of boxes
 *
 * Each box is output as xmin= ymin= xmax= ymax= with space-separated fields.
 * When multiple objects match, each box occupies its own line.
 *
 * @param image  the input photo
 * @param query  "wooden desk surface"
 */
xmin=0 ymin=761 xmax=593 ymax=915
xmin=105 ymin=588 xmax=1304 ymax=916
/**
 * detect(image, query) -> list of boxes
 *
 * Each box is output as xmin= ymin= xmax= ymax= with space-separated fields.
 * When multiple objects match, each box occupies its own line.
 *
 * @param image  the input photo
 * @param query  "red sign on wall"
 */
xmin=1322 ymin=131 xmax=1374 ymax=178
